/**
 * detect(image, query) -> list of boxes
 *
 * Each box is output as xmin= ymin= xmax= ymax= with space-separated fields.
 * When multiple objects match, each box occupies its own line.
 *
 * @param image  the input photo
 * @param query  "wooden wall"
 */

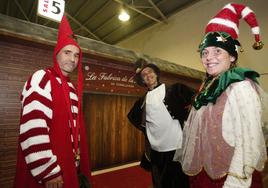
xmin=83 ymin=94 xmax=144 ymax=170
xmin=0 ymin=37 xmax=54 ymax=188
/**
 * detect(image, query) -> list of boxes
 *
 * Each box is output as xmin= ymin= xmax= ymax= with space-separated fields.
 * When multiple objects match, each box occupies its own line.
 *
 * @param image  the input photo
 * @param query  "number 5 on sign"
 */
xmin=37 ymin=0 xmax=65 ymax=22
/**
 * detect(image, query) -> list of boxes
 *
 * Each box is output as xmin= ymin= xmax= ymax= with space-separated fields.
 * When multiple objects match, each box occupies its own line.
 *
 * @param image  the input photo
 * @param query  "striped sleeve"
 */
xmin=19 ymin=70 xmax=61 ymax=183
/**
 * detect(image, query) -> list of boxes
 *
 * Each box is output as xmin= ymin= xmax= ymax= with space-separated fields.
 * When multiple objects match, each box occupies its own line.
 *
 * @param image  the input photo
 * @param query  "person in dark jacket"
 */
xmin=128 ymin=58 xmax=194 ymax=188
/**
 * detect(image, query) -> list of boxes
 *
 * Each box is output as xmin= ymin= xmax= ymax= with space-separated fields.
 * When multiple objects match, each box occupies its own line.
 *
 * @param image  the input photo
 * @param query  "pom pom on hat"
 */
xmin=199 ymin=3 xmax=263 ymax=55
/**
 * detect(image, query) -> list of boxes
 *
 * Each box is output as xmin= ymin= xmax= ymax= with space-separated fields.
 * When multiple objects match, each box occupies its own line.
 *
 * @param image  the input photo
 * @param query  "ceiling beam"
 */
xmin=93 ymin=14 xmax=117 ymax=34
xmin=74 ymin=0 xmax=111 ymax=33
xmin=14 ymin=0 xmax=30 ymax=21
xmin=43 ymin=19 xmax=52 ymax=26
xmin=71 ymin=0 xmax=91 ymax=32
xmin=28 ymin=0 xmax=37 ymax=21
xmin=101 ymin=12 xmax=142 ymax=43
xmin=147 ymin=0 xmax=168 ymax=23
xmin=102 ymin=0 xmax=167 ymax=43
xmin=73 ymin=0 xmax=90 ymax=18
xmin=112 ymin=0 xmax=165 ymax=24
xmin=65 ymin=12 xmax=102 ymax=42
xmin=6 ymin=0 xmax=10 ymax=15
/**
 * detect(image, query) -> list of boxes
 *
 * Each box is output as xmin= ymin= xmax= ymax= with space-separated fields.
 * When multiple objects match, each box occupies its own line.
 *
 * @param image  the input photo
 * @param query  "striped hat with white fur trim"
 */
xmin=205 ymin=3 xmax=263 ymax=50
xmin=199 ymin=3 xmax=263 ymax=56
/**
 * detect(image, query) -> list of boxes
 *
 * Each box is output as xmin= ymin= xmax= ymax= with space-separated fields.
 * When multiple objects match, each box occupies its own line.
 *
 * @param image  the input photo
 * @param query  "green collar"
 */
xmin=193 ymin=67 xmax=259 ymax=110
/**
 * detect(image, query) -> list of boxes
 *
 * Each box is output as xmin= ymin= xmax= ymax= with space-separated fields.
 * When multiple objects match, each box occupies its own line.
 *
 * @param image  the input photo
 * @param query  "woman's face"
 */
xmin=201 ymin=46 xmax=235 ymax=77
xmin=141 ymin=67 xmax=158 ymax=90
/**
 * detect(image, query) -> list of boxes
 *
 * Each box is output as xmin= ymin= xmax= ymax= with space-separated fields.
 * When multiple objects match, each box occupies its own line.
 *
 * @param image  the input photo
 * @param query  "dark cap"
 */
xmin=134 ymin=58 xmax=160 ymax=87
xmin=199 ymin=32 xmax=240 ymax=60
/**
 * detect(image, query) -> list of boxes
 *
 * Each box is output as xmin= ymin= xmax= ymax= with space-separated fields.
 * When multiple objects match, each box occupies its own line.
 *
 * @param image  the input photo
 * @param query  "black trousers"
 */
xmin=150 ymin=149 xmax=189 ymax=188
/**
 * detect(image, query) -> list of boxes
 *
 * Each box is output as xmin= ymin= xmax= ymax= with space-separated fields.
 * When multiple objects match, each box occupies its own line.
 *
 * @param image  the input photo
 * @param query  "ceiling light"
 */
xmin=118 ymin=9 xmax=130 ymax=22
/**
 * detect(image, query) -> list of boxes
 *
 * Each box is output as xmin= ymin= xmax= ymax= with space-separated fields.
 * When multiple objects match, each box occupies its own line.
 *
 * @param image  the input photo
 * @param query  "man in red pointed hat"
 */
xmin=175 ymin=3 xmax=267 ymax=188
xmin=14 ymin=15 xmax=91 ymax=188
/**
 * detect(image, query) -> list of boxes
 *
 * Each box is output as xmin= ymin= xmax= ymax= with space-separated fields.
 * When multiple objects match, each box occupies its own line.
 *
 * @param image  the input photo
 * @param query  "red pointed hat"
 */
xmin=53 ymin=15 xmax=83 ymax=104
xmin=53 ymin=14 xmax=83 ymax=96
xmin=54 ymin=15 xmax=81 ymax=56
xmin=53 ymin=15 xmax=84 ymax=153
xmin=205 ymin=3 xmax=263 ymax=50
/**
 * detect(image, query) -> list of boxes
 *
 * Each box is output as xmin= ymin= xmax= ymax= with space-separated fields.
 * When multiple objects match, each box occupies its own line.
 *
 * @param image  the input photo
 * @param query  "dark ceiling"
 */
xmin=0 ymin=0 xmax=200 ymax=45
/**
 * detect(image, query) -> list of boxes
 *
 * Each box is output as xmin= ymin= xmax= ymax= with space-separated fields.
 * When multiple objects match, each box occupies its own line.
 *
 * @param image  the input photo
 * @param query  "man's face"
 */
xmin=56 ymin=44 xmax=80 ymax=76
xmin=140 ymin=67 xmax=158 ymax=89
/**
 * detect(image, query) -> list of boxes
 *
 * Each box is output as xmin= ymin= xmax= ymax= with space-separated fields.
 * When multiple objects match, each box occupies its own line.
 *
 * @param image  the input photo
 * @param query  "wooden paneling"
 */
xmin=0 ymin=39 xmax=53 ymax=188
xmin=83 ymin=94 xmax=144 ymax=170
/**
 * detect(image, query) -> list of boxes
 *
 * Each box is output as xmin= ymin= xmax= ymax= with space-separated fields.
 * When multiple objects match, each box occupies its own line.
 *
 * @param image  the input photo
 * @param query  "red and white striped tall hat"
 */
xmin=205 ymin=3 xmax=263 ymax=50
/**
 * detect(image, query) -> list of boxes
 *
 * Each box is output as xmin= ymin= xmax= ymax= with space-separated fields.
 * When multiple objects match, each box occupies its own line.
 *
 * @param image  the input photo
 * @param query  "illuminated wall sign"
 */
xmin=37 ymin=0 xmax=65 ymax=22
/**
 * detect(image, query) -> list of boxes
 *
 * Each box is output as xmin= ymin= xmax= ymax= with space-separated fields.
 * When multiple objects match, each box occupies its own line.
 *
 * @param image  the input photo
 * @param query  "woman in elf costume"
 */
xmin=178 ymin=3 xmax=267 ymax=188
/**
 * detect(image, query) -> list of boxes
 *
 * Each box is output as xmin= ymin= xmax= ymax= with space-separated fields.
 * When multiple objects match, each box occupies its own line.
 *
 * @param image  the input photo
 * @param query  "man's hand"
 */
xmin=45 ymin=175 xmax=64 ymax=188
